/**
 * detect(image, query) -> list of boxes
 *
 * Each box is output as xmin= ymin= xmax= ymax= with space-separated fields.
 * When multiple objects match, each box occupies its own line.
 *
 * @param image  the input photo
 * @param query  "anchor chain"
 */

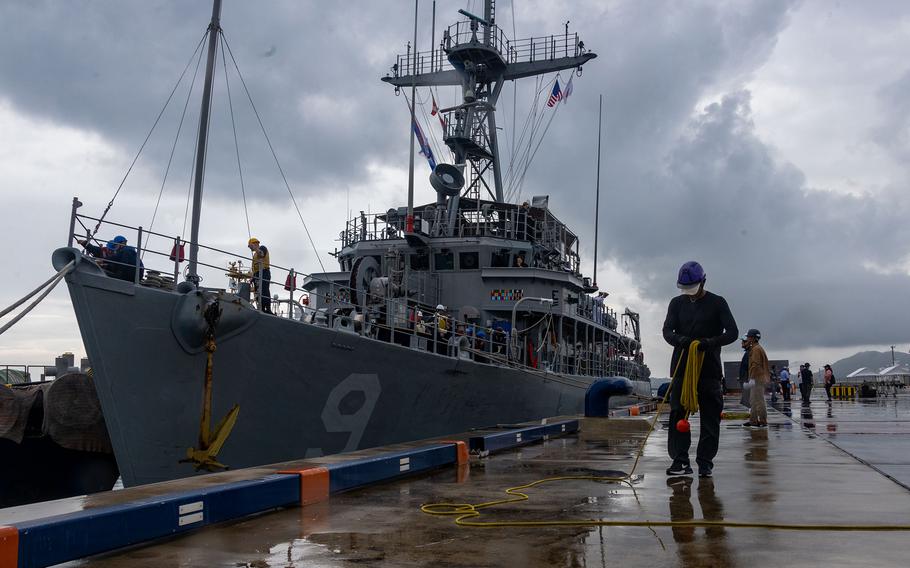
xmin=181 ymin=299 xmax=241 ymax=471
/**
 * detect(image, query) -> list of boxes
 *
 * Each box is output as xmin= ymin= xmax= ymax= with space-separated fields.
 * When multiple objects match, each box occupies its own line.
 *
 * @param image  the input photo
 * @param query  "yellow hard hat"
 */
xmin=248 ymin=237 xmax=260 ymax=245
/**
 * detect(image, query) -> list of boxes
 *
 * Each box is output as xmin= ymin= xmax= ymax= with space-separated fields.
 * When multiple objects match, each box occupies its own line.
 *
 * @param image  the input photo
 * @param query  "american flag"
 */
xmin=546 ymin=79 xmax=562 ymax=107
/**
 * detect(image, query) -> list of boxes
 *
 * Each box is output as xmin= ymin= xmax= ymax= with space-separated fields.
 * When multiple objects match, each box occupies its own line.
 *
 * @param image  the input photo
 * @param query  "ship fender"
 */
xmin=584 ymin=377 xmax=634 ymax=417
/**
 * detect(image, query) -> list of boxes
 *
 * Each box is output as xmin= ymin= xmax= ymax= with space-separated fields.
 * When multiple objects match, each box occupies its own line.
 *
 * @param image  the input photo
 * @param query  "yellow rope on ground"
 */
xmin=420 ymin=339 xmax=910 ymax=532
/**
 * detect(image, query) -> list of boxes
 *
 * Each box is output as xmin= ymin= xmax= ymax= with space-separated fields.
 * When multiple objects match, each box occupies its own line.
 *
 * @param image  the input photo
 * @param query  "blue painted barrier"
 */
xmin=468 ymin=420 xmax=579 ymax=454
xmin=14 ymin=474 xmax=299 ymax=568
xmin=327 ymin=443 xmax=457 ymax=493
xmin=584 ymin=377 xmax=634 ymax=417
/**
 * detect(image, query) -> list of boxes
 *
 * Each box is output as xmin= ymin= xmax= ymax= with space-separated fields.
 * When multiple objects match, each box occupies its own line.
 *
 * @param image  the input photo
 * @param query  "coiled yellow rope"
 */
xmin=678 ymin=339 xmax=704 ymax=416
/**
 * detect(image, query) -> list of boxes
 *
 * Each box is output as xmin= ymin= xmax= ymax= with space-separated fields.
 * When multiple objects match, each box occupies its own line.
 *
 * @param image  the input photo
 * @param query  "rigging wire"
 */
xmin=145 ymin=38 xmax=208 ymax=256
xmin=220 ymin=32 xmax=327 ymax=274
xmin=510 ymin=0 xmax=517 ymax=169
xmin=505 ymin=74 xmax=558 ymax=202
xmin=505 ymin=74 xmax=551 ymax=191
xmin=221 ymin=38 xmax=252 ymax=238
xmin=90 ymin=32 xmax=209 ymax=241
xmin=513 ymin=92 xmax=562 ymax=202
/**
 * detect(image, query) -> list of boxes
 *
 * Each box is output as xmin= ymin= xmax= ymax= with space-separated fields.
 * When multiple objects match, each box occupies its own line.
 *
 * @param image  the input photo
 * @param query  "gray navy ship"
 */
xmin=53 ymin=0 xmax=651 ymax=487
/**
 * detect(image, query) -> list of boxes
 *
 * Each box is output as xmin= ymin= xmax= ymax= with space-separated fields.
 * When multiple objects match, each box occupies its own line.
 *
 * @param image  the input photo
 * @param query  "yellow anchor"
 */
xmin=181 ymin=301 xmax=240 ymax=471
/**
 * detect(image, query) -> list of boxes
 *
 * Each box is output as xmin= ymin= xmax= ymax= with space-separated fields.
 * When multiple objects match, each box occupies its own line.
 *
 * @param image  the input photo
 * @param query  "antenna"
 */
xmin=405 ymin=0 xmax=419 ymax=234
xmin=593 ymin=94 xmax=602 ymax=287
xmin=187 ymin=0 xmax=223 ymax=282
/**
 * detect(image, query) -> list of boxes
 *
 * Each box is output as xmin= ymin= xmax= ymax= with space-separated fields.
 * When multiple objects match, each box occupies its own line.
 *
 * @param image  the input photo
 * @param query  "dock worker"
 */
xmin=79 ymin=235 xmax=144 ymax=283
xmin=662 ymin=261 xmax=738 ymax=478
xmin=799 ymin=363 xmax=814 ymax=404
xmin=779 ymin=366 xmax=791 ymax=401
xmin=246 ymin=237 xmax=272 ymax=314
xmin=743 ymin=329 xmax=769 ymax=428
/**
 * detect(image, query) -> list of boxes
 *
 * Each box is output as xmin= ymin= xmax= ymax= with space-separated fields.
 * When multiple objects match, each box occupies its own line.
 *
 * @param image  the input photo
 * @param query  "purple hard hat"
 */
xmin=677 ymin=261 xmax=705 ymax=295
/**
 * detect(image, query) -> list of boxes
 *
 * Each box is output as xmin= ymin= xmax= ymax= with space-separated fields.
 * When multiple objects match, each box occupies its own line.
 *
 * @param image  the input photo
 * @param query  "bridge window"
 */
xmin=409 ymin=253 xmax=429 ymax=271
xmin=434 ymin=252 xmax=454 ymax=271
xmin=490 ymin=249 xmax=510 ymax=267
xmin=459 ymin=251 xmax=479 ymax=270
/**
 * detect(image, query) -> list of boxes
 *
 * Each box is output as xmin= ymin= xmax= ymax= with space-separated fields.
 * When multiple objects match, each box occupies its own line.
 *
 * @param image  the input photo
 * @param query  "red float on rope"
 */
xmin=676 ymin=419 xmax=691 ymax=433
xmin=284 ymin=274 xmax=297 ymax=291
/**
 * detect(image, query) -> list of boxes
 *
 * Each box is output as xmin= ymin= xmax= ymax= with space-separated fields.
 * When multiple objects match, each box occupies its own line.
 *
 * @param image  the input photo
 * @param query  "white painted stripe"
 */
xmin=178 ymin=501 xmax=203 ymax=515
xmin=399 ymin=457 xmax=410 ymax=465
xmin=561 ymin=424 xmax=566 ymax=432
xmin=178 ymin=511 xmax=204 ymax=526
xmin=516 ymin=433 xmax=522 ymax=441
xmin=399 ymin=464 xmax=410 ymax=472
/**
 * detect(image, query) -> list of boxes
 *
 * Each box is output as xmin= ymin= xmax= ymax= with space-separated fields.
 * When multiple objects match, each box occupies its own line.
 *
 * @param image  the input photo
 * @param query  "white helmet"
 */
xmin=436 ymin=304 xmax=446 ymax=310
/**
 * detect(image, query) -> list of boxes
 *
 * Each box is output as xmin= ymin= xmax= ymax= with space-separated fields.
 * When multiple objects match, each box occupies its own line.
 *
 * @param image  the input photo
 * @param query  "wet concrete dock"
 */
xmin=7 ymin=394 xmax=910 ymax=567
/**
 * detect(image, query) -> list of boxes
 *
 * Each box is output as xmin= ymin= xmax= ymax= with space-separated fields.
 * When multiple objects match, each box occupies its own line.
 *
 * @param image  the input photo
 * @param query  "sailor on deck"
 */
xmin=79 ymin=235 xmax=144 ymax=283
xmin=247 ymin=237 xmax=272 ymax=314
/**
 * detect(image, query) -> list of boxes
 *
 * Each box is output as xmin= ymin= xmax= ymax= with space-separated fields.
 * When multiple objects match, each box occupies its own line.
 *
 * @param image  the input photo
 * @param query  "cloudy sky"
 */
xmin=1 ymin=0 xmax=908 ymax=376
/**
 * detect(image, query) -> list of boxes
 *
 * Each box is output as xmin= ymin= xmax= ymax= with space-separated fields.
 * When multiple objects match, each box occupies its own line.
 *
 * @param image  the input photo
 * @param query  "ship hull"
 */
xmin=63 ymin=260 xmax=649 ymax=487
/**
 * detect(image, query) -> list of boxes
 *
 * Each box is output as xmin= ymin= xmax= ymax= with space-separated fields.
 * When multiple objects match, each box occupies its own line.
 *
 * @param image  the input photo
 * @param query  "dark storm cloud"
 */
xmin=506 ymin=0 xmax=910 ymax=351
xmin=2 ymin=0 xmax=908 ymax=354
xmin=0 ymin=1 xmax=411 ymax=197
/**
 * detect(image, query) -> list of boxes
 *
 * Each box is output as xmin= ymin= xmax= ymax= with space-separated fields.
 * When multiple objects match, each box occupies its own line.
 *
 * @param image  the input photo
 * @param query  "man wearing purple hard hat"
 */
xmin=662 ymin=261 xmax=738 ymax=477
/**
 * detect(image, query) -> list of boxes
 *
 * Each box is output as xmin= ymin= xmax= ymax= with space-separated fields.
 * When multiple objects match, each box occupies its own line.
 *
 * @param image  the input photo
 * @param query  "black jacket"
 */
xmin=663 ymin=291 xmax=738 ymax=380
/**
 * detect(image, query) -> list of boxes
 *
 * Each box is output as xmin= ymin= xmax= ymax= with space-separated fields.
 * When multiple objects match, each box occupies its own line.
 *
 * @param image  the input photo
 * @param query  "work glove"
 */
xmin=677 ymin=336 xmax=692 ymax=348
xmin=696 ymin=338 xmax=714 ymax=351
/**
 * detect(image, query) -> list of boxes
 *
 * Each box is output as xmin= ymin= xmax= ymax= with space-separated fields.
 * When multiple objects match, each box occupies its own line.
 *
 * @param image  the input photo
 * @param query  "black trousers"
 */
xmin=668 ymin=373 xmax=724 ymax=471
xmin=780 ymin=381 xmax=791 ymax=401
xmin=254 ymin=269 xmax=272 ymax=314
xmin=800 ymin=381 xmax=812 ymax=403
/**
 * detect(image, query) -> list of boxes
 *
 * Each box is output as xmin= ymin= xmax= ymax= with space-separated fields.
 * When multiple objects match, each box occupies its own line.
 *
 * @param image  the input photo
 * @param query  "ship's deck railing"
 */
xmin=69 ymin=209 xmax=644 ymax=381
xmin=341 ymin=211 xmax=406 ymax=247
xmin=341 ymin=204 xmax=584 ymax=273
xmin=389 ymin=22 xmax=584 ymax=79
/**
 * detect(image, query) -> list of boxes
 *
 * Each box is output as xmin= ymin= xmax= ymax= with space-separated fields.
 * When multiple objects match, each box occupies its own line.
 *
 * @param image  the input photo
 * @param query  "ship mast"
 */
xmin=187 ymin=0 xmax=223 ymax=282
xmin=383 ymin=0 xmax=596 ymax=235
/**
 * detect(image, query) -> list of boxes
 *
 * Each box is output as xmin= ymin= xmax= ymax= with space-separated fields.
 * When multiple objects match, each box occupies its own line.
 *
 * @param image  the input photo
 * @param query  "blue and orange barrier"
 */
xmin=1 ymin=422 xmax=575 ymax=568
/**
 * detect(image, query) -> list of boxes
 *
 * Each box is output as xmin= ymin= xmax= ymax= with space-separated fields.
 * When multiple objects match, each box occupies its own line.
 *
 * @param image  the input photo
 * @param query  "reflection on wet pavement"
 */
xmin=60 ymin=395 xmax=910 ymax=568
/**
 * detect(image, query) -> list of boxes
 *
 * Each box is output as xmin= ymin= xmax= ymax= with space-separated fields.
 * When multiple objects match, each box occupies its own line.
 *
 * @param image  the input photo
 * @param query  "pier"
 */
xmin=3 ymin=394 xmax=910 ymax=567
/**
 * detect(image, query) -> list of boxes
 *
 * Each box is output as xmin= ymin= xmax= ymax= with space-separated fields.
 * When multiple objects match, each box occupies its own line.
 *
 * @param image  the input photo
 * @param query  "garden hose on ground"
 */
xmin=421 ymin=340 xmax=910 ymax=532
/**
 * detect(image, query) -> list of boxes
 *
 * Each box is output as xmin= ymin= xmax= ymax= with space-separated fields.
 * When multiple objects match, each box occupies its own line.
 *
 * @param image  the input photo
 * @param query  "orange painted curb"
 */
xmin=278 ymin=467 xmax=330 ymax=506
xmin=0 ymin=525 xmax=17 ymax=568
xmin=438 ymin=440 xmax=469 ymax=465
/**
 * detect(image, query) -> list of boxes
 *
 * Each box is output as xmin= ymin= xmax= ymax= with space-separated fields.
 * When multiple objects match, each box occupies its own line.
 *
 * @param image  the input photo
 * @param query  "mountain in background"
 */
xmin=830 ymin=350 xmax=910 ymax=378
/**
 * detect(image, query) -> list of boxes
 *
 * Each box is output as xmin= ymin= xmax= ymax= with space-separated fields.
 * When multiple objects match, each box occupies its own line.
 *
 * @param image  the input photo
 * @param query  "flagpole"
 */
xmin=406 ymin=0 xmax=419 ymax=233
xmin=593 ymin=93 xmax=602 ymax=287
